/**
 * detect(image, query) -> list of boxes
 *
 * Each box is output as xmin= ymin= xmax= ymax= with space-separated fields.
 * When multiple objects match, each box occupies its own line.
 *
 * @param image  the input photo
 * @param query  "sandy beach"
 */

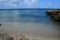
xmin=0 ymin=22 xmax=60 ymax=40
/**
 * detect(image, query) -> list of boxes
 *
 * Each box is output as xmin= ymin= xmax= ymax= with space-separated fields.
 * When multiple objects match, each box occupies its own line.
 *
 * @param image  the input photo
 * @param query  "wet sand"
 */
xmin=0 ymin=22 xmax=59 ymax=38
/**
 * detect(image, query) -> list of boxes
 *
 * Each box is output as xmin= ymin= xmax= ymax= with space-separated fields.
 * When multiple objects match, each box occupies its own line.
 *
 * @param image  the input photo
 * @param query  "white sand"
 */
xmin=0 ymin=22 xmax=59 ymax=40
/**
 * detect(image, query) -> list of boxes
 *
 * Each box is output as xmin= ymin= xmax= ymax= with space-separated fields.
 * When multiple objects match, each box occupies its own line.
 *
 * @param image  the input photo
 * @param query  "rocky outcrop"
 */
xmin=46 ymin=10 xmax=60 ymax=21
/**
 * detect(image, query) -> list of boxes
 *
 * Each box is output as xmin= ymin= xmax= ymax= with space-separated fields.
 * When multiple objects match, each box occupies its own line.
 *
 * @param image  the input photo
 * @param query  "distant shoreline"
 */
xmin=0 ymin=8 xmax=60 ymax=10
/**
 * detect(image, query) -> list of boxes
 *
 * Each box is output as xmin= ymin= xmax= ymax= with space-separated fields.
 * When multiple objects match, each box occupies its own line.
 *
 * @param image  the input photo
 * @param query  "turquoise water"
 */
xmin=0 ymin=9 xmax=60 ymax=38
xmin=0 ymin=10 xmax=50 ymax=23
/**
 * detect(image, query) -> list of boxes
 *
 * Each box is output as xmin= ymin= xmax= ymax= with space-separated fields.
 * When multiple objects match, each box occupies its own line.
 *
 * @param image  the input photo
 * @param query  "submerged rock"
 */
xmin=0 ymin=24 xmax=2 ymax=26
xmin=53 ymin=13 xmax=60 ymax=21
xmin=0 ymin=33 xmax=14 ymax=40
xmin=9 ymin=37 xmax=14 ymax=40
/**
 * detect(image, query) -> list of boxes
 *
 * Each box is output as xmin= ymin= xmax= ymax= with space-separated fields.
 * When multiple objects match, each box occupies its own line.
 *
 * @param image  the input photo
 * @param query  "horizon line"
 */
xmin=0 ymin=8 xmax=60 ymax=10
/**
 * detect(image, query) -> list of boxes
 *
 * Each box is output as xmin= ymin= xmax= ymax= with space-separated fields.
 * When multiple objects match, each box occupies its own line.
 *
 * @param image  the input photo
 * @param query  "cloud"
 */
xmin=0 ymin=0 xmax=60 ymax=8
xmin=31 ymin=0 xmax=38 ymax=4
xmin=2 ymin=0 xmax=38 ymax=8
xmin=47 ymin=2 xmax=52 ymax=6
xmin=24 ymin=0 xmax=38 ymax=6
xmin=8 ymin=3 xmax=18 ymax=7
xmin=1 ymin=0 xmax=53 ymax=8
xmin=3 ymin=0 xmax=19 ymax=7
xmin=0 ymin=0 xmax=4 ymax=1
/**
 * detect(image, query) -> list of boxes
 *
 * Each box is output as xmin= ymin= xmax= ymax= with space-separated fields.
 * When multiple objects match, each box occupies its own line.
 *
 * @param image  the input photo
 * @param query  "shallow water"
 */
xmin=0 ymin=9 xmax=60 ymax=38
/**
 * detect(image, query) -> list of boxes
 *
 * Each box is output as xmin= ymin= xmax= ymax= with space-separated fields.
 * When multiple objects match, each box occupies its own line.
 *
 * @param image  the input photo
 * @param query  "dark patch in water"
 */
xmin=0 ymin=24 xmax=2 ymax=27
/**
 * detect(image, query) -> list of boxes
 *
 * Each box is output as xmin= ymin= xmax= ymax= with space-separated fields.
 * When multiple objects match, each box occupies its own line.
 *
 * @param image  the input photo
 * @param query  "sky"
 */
xmin=0 ymin=0 xmax=60 ymax=9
